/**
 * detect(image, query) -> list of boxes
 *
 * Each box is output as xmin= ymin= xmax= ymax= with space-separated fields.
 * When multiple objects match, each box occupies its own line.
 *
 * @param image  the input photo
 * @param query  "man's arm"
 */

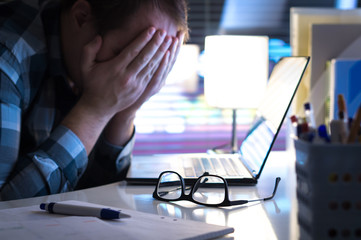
xmin=0 ymin=42 xmax=90 ymax=200
xmin=0 ymin=27 xmax=174 ymax=200
xmin=0 ymin=95 xmax=88 ymax=200
xmin=103 ymin=31 xmax=184 ymax=146
xmin=75 ymin=31 xmax=184 ymax=188
xmin=61 ymin=27 xmax=172 ymax=154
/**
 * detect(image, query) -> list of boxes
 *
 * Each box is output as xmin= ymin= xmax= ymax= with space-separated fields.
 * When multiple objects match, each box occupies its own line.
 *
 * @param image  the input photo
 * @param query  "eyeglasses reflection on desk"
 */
xmin=152 ymin=171 xmax=281 ymax=207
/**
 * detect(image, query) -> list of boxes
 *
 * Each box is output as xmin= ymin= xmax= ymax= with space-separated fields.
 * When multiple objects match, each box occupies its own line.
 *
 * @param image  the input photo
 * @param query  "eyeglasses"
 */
xmin=153 ymin=171 xmax=281 ymax=207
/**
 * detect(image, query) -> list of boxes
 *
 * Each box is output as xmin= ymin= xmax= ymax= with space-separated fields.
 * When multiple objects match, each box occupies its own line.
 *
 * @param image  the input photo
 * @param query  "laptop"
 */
xmin=126 ymin=56 xmax=310 ymax=185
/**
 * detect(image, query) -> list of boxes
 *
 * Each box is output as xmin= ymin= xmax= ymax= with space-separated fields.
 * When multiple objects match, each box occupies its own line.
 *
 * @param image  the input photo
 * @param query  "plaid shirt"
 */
xmin=0 ymin=0 xmax=134 ymax=200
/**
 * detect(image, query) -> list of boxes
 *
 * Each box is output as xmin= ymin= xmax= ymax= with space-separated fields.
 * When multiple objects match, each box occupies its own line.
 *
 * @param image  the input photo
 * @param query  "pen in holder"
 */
xmin=294 ymin=139 xmax=361 ymax=240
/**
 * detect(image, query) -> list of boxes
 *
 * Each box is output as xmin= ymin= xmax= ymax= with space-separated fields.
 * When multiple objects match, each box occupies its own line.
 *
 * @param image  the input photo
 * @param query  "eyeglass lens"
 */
xmin=157 ymin=172 xmax=227 ymax=205
xmin=193 ymin=176 xmax=226 ymax=205
xmin=157 ymin=172 xmax=182 ymax=200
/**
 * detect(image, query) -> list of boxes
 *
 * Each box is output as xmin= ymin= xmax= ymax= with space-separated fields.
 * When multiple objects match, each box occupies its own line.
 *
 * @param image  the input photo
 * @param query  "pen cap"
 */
xmin=290 ymin=115 xmax=298 ymax=124
xmin=100 ymin=209 xmax=121 ymax=219
xmin=304 ymin=102 xmax=316 ymax=128
xmin=304 ymin=102 xmax=311 ymax=111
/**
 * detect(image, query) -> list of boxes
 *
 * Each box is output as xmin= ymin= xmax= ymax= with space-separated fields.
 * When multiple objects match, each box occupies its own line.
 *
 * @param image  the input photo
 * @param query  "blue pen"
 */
xmin=40 ymin=202 xmax=131 ymax=219
xmin=304 ymin=102 xmax=316 ymax=129
xmin=318 ymin=124 xmax=330 ymax=143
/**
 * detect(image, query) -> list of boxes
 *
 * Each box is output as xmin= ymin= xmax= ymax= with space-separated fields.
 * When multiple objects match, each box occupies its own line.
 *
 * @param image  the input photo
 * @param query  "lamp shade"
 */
xmin=204 ymin=35 xmax=269 ymax=109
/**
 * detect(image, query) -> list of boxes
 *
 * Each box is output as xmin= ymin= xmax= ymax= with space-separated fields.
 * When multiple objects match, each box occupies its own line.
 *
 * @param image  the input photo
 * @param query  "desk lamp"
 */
xmin=204 ymin=35 xmax=268 ymax=153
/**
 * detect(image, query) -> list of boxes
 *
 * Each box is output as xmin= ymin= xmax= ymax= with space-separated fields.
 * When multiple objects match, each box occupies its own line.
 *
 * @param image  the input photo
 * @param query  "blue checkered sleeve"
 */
xmin=0 ymin=125 xmax=88 ymax=200
xmin=0 ymin=48 xmax=87 ymax=200
xmin=76 ymin=129 xmax=135 ymax=189
xmin=0 ymin=0 xmax=135 ymax=200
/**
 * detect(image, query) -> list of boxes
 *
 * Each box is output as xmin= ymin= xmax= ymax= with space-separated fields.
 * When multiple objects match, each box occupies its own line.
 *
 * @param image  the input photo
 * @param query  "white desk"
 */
xmin=0 ymin=151 xmax=299 ymax=240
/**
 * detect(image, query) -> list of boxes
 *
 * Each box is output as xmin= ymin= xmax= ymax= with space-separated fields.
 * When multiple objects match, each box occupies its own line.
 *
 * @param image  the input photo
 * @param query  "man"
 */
xmin=0 ymin=0 xmax=188 ymax=200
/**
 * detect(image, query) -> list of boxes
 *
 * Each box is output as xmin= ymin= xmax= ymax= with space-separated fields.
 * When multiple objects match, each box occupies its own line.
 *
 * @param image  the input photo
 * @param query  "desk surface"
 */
xmin=0 ymin=151 xmax=298 ymax=240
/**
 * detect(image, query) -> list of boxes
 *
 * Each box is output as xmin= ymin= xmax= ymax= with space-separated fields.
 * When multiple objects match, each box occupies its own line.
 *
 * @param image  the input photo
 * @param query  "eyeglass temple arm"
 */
xmin=264 ymin=177 xmax=281 ymax=200
xmin=249 ymin=177 xmax=281 ymax=202
xmin=229 ymin=177 xmax=281 ymax=206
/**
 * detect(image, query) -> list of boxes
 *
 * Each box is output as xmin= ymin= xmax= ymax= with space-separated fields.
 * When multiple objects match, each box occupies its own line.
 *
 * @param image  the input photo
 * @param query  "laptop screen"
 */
xmin=239 ymin=56 xmax=309 ymax=178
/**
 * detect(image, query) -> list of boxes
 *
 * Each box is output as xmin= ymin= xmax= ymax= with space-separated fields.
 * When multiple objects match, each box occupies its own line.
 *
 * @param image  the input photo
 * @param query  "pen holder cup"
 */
xmin=294 ymin=139 xmax=361 ymax=240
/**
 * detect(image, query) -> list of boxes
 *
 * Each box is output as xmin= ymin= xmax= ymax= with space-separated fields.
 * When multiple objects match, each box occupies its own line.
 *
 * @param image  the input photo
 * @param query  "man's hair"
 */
xmin=61 ymin=0 xmax=189 ymax=40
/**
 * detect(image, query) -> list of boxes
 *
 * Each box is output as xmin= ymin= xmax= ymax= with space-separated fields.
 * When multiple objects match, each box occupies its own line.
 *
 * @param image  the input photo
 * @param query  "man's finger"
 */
xmin=126 ymin=30 xmax=169 ymax=75
xmin=160 ymin=52 xmax=172 ymax=89
xmin=143 ymin=50 xmax=170 ymax=101
xmin=169 ymin=31 xmax=185 ymax=71
xmin=166 ymin=37 xmax=179 ymax=75
xmin=114 ymin=27 xmax=157 ymax=70
xmin=133 ymin=34 xmax=172 ymax=85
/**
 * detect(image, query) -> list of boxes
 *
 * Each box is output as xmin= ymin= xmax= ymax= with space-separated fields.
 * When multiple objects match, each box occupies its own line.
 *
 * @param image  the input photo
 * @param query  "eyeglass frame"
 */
xmin=152 ymin=171 xmax=281 ymax=207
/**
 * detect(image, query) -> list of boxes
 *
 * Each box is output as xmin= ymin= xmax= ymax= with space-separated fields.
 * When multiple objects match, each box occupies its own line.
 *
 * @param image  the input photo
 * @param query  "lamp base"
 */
xmin=208 ymin=109 xmax=239 ymax=154
xmin=208 ymin=144 xmax=237 ymax=154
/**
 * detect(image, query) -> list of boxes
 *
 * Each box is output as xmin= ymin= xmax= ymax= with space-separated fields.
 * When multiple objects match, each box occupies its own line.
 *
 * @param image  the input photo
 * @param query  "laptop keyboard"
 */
xmin=182 ymin=156 xmax=248 ymax=178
